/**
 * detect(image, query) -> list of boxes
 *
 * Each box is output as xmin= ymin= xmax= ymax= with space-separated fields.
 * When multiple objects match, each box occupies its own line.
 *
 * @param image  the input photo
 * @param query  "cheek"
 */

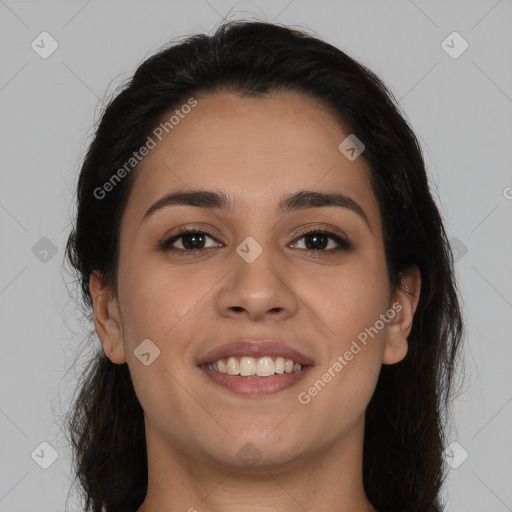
xmin=118 ymin=260 xmax=210 ymax=341
xmin=301 ymin=253 xmax=390 ymax=413
xmin=315 ymin=252 xmax=390 ymax=345
xmin=298 ymin=285 xmax=389 ymax=425
xmin=117 ymin=264 xmax=212 ymax=429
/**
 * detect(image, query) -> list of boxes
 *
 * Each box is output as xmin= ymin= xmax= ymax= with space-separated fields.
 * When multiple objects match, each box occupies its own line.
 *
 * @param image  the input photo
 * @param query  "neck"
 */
xmin=137 ymin=417 xmax=377 ymax=512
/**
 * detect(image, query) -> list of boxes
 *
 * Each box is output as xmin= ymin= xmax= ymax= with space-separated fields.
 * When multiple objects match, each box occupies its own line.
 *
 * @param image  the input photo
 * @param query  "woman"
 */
xmin=65 ymin=20 xmax=464 ymax=512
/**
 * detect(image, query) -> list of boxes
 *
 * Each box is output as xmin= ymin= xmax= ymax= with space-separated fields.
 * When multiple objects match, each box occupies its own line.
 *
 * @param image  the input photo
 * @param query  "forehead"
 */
xmin=123 ymin=91 xmax=376 ymax=222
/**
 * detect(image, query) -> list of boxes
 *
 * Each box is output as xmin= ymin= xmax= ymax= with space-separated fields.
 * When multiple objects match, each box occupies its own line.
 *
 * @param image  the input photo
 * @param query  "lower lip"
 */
xmin=199 ymin=365 xmax=312 ymax=396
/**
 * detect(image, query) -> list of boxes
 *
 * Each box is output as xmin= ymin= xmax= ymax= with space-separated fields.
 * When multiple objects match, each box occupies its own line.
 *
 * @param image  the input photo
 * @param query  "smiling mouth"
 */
xmin=197 ymin=341 xmax=313 ymax=395
xmin=204 ymin=356 xmax=306 ymax=377
xmin=199 ymin=355 xmax=312 ymax=396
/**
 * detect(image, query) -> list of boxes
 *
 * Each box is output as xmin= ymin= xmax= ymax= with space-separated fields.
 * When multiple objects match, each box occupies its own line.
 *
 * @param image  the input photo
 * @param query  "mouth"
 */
xmin=197 ymin=341 xmax=314 ymax=396
xmin=204 ymin=356 xmax=306 ymax=376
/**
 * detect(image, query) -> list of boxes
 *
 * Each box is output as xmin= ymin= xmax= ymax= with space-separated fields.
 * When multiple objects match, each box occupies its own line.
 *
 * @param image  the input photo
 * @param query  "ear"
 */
xmin=89 ymin=271 xmax=127 ymax=364
xmin=383 ymin=265 xmax=421 ymax=365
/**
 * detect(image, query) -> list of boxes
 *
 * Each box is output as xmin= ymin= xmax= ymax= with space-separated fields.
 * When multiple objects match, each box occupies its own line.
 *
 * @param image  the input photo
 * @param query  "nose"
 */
xmin=215 ymin=240 xmax=299 ymax=322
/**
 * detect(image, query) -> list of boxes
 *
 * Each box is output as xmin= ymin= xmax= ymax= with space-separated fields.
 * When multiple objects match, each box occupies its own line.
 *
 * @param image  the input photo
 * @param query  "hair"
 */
xmin=64 ymin=19 xmax=464 ymax=512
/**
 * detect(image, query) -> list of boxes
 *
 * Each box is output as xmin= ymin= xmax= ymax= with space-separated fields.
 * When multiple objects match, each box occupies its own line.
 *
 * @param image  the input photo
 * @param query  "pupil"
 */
xmin=180 ymin=233 xmax=328 ymax=250
xmin=306 ymin=233 xmax=327 ymax=250
xmin=184 ymin=233 xmax=204 ymax=250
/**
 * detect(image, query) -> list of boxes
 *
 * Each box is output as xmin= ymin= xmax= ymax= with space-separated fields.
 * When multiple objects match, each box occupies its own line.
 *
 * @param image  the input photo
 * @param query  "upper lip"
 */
xmin=197 ymin=340 xmax=314 ymax=366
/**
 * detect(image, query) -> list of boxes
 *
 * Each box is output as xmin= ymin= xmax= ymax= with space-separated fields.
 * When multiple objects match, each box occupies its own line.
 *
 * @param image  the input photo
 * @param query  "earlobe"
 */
xmin=383 ymin=265 xmax=421 ymax=365
xmin=89 ymin=271 xmax=127 ymax=364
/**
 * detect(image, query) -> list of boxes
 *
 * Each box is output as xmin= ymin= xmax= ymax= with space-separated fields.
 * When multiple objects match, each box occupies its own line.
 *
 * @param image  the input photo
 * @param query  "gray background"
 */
xmin=1 ymin=0 xmax=511 ymax=510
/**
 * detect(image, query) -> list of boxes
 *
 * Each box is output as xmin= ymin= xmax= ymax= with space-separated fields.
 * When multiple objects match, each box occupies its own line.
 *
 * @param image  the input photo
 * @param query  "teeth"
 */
xmin=275 ymin=357 xmax=285 ymax=374
xmin=240 ymin=356 xmax=256 ymax=376
xmin=217 ymin=359 xmax=227 ymax=373
xmin=256 ymin=357 xmax=275 ymax=377
xmin=226 ymin=356 xmax=239 ymax=375
xmin=205 ymin=356 xmax=304 ymax=377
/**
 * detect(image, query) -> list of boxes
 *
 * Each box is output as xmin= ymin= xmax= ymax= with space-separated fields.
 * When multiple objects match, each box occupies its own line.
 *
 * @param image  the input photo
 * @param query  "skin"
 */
xmin=90 ymin=91 xmax=421 ymax=512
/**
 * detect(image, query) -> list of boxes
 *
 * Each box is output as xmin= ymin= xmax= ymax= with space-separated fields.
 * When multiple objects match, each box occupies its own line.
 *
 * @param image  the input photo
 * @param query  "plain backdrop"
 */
xmin=1 ymin=1 xmax=511 ymax=511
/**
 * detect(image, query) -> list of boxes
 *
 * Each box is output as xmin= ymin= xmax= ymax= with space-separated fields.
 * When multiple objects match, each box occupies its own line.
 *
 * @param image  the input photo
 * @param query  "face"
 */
xmin=91 ymin=91 xmax=418 ymax=472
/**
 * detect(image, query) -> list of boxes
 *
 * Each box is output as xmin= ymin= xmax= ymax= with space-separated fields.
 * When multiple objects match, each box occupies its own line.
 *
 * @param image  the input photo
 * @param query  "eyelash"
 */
xmin=159 ymin=226 xmax=353 ymax=257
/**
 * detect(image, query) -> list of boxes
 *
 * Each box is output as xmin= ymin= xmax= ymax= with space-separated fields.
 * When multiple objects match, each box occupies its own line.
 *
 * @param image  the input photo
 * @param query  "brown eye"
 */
xmin=160 ymin=229 xmax=221 ymax=253
xmin=159 ymin=227 xmax=352 ymax=256
xmin=291 ymin=230 xmax=352 ymax=252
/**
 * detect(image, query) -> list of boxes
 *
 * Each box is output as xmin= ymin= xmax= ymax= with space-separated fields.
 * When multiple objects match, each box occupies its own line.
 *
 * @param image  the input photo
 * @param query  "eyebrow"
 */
xmin=142 ymin=189 xmax=370 ymax=229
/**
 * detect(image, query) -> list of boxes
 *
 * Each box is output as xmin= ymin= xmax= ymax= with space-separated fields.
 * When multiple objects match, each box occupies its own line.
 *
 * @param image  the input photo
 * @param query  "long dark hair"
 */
xmin=64 ymin=20 xmax=464 ymax=512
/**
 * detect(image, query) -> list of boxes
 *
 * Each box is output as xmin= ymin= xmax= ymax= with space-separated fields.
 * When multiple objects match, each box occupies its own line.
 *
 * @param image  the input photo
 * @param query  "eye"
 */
xmin=159 ymin=227 xmax=352 ymax=256
xmin=290 ymin=229 xmax=352 ymax=253
xmin=160 ymin=228 xmax=221 ymax=254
